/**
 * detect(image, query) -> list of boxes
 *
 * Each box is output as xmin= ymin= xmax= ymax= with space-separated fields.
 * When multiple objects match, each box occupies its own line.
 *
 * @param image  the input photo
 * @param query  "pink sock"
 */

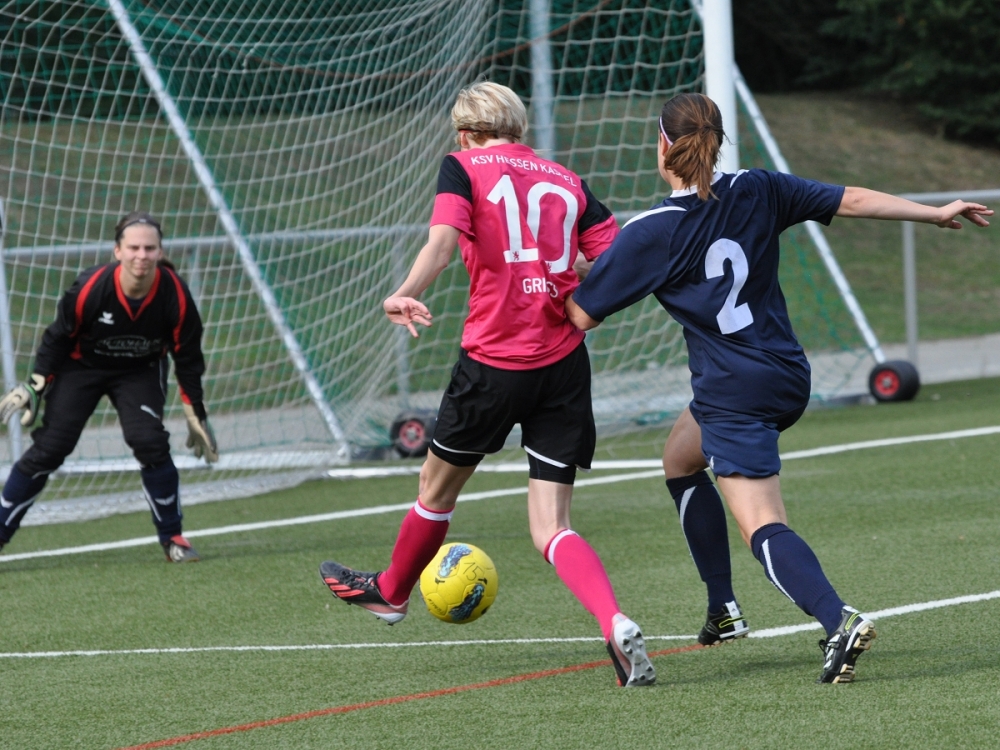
xmin=545 ymin=529 xmax=622 ymax=641
xmin=377 ymin=499 xmax=451 ymax=606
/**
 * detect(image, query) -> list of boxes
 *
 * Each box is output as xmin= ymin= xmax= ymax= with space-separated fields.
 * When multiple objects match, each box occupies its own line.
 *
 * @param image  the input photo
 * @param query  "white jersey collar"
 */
xmin=670 ymin=172 xmax=724 ymax=198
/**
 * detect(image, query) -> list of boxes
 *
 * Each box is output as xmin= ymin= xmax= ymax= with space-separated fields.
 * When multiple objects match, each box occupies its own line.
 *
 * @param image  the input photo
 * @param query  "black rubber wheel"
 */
xmin=868 ymin=360 xmax=920 ymax=402
xmin=389 ymin=409 xmax=437 ymax=458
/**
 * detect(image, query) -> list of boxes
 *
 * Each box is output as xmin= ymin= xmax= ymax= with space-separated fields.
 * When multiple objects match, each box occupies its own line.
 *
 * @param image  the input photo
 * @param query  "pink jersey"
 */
xmin=430 ymin=143 xmax=618 ymax=370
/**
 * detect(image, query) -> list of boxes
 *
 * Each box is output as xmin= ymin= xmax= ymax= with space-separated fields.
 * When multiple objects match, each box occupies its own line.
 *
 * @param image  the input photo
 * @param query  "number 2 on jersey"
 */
xmin=487 ymin=175 xmax=578 ymax=274
xmin=705 ymin=239 xmax=754 ymax=334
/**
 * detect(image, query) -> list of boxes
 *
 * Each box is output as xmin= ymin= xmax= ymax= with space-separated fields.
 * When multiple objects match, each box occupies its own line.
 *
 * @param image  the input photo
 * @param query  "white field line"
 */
xmin=0 ymin=470 xmax=662 ymax=563
xmin=3 ymin=590 xmax=998 ymax=660
xmin=328 ymin=424 xmax=1000 ymax=477
xmin=0 ymin=635 xmax=697 ymax=659
xmin=750 ymin=589 xmax=1000 ymax=638
xmin=779 ymin=424 xmax=1000 ymax=461
xmin=5 ymin=424 xmax=999 ymax=563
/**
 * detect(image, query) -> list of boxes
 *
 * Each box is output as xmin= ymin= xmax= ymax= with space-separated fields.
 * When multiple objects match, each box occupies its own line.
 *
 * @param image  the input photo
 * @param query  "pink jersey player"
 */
xmin=430 ymin=142 xmax=617 ymax=368
xmin=320 ymin=82 xmax=655 ymax=688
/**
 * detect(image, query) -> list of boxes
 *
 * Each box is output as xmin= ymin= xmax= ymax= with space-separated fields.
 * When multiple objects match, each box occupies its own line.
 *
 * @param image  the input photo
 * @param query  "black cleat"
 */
xmin=319 ymin=560 xmax=408 ymax=625
xmin=698 ymin=600 xmax=750 ymax=646
xmin=162 ymin=535 xmax=199 ymax=563
xmin=818 ymin=606 xmax=876 ymax=683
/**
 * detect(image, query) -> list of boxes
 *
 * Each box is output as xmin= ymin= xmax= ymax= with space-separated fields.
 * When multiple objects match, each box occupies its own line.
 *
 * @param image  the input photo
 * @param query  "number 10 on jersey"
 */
xmin=487 ymin=175 xmax=579 ymax=274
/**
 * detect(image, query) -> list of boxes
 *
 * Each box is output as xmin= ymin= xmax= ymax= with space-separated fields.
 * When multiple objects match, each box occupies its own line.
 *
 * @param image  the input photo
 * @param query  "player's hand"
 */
xmin=935 ymin=200 xmax=992 ymax=229
xmin=183 ymin=402 xmax=219 ymax=463
xmin=0 ymin=373 xmax=48 ymax=428
xmin=383 ymin=296 xmax=433 ymax=338
xmin=573 ymin=255 xmax=595 ymax=281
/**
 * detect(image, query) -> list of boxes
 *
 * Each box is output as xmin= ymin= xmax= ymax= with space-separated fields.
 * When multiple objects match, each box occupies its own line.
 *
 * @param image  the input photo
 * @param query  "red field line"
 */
xmin=117 ymin=643 xmax=703 ymax=749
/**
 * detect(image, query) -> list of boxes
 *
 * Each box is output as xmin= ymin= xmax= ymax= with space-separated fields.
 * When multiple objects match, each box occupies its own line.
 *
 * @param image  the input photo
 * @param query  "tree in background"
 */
xmin=817 ymin=1 xmax=1000 ymax=145
xmin=733 ymin=0 xmax=842 ymax=92
xmin=734 ymin=0 xmax=1000 ymax=147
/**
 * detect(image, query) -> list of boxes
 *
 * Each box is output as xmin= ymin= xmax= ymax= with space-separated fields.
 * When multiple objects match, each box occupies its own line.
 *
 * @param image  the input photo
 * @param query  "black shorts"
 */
xmin=19 ymin=359 xmax=172 ymax=475
xmin=429 ymin=342 xmax=596 ymax=470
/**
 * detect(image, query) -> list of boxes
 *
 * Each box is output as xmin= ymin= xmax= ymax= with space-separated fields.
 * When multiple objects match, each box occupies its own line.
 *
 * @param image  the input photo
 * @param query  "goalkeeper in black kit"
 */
xmin=0 ymin=212 xmax=218 ymax=562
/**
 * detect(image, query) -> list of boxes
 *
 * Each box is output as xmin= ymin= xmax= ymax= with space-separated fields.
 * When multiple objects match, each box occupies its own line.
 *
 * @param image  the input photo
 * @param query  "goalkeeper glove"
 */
xmin=182 ymin=401 xmax=219 ymax=463
xmin=0 ymin=374 xmax=49 ymax=428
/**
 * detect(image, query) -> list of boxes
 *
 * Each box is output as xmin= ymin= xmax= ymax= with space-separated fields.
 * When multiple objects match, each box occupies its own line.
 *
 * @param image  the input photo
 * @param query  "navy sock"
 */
xmin=666 ymin=471 xmax=735 ymax=612
xmin=0 ymin=464 xmax=49 ymax=543
xmin=141 ymin=460 xmax=182 ymax=542
xmin=750 ymin=523 xmax=845 ymax=635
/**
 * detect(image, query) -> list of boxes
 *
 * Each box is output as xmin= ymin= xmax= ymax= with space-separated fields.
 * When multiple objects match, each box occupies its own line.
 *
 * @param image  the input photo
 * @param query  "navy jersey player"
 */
xmin=320 ymin=82 xmax=655 ymax=687
xmin=567 ymin=93 xmax=992 ymax=682
xmin=0 ymin=212 xmax=218 ymax=562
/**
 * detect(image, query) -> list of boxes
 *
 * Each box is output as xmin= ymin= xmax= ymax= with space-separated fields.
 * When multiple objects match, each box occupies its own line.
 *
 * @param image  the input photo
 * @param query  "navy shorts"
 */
xmin=689 ymin=401 xmax=806 ymax=479
xmin=429 ymin=342 xmax=596 ymax=470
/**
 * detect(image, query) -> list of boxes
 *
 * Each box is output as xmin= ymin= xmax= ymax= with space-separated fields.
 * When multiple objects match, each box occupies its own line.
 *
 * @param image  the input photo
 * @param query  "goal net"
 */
xmin=0 ymin=0 xmax=875 ymax=509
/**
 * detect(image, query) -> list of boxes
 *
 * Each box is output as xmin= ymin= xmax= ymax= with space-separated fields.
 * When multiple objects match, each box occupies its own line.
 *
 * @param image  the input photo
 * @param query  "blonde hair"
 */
xmin=451 ymin=82 xmax=527 ymax=145
xmin=659 ymin=93 xmax=726 ymax=201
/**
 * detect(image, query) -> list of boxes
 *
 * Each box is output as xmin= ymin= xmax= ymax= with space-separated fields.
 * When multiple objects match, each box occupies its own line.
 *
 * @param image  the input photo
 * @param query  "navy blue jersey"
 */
xmin=573 ymin=169 xmax=845 ymax=420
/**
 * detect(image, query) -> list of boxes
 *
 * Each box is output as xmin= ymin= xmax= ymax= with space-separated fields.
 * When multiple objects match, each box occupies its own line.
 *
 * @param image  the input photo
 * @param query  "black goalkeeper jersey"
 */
xmin=33 ymin=262 xmax=206 ymax=404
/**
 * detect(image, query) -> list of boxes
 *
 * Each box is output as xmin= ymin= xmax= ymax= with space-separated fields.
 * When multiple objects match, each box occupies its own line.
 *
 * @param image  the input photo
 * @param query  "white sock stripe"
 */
xmin=2 ymin=485 xmax=44 ymax=506
xmin=545 ymin=529 xmax=578 ymax=565
xmin=3 ymin=498 xmax=36 ymax=527
xmin=761 ymin=539 xmax=795 ymax=603
xmin=413 ymin=501 xmax=452 ymax=522
xmin=141 ymin=490 xmax=162 ymax=522
xmin=678 ymin=486 xmax=696 ymax=562
xmin=678 ymin=487 xmax=695 ymax=528
xmin=523 ymin=446 xmax=569 ymax=468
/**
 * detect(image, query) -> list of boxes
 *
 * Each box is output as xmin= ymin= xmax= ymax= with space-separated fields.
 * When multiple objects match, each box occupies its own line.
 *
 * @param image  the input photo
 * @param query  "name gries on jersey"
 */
xmin=468 ymin=153 xmax=578 ymax=187
xmin=522 ymin=277 xmax=559 ymax=298
xmin=94 ymin=335 xmax=163 ymax=359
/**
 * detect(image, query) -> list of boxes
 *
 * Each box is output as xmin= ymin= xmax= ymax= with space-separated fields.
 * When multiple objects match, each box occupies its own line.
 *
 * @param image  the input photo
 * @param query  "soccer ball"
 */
xmin=419 ymin=543 xmax=498 ymax=624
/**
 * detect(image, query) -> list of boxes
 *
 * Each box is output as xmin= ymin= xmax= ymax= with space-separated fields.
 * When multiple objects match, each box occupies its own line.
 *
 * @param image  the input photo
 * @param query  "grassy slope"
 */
xmin=2 ymin=378 xmax=1000 ymax=748
xmin=756 ymin=92 xmax=1000 ymax=343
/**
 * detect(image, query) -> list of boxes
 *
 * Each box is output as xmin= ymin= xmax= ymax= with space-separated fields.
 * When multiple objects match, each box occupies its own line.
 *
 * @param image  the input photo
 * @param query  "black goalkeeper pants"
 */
xmin=18 ymin=359 xmax=172 ymax=475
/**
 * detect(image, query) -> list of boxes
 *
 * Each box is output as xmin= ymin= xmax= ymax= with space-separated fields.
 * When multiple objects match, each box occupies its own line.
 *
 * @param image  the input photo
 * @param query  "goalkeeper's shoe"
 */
xmin=162 ymin=535 xmax=200 ymax=563
xmin=817 ymin=606 xmax=876 ymax=683
xmin=319 ymin=560 xmax=408 ymax=625
xmin=698 ymin=600 xmax=750 ymax=646
xmin=606 ymin=613 xmax=656 ymax=687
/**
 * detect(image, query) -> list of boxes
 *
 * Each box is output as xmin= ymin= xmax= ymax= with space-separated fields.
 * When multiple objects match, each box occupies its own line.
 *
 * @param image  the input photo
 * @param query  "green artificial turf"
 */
xmin=2 ymin=377 xmax=1000 ymax=748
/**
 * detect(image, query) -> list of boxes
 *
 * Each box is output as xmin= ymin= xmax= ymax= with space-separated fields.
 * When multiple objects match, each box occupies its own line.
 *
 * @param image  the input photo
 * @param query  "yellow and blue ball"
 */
xmin=419 ymin=543 xmax=498 ymax=624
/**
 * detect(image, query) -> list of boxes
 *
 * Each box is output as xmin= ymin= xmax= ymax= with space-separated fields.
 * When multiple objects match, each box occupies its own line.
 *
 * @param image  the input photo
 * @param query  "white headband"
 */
xmin=659 ymin=116 xmax=673 ymax=147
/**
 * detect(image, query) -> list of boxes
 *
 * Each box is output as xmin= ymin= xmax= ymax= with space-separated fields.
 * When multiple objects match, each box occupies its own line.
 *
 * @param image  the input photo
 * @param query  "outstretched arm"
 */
xmin=383 ymin=224 xmax=461 ymax=337
xmin=836 ymin=187 xmax=992 ymax=229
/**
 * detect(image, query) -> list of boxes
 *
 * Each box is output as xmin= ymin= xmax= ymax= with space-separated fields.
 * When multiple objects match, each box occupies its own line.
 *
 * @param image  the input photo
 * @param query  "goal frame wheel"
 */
xmin=389 ymin=409 xmax=437 ymax=458
xmin=868 ymin=360 xmax=920 ymax=402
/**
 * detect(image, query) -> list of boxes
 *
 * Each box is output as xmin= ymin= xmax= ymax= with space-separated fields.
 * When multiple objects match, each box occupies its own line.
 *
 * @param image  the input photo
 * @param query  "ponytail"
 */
xmin=659 ymin=94 xmax=726 ymax=201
